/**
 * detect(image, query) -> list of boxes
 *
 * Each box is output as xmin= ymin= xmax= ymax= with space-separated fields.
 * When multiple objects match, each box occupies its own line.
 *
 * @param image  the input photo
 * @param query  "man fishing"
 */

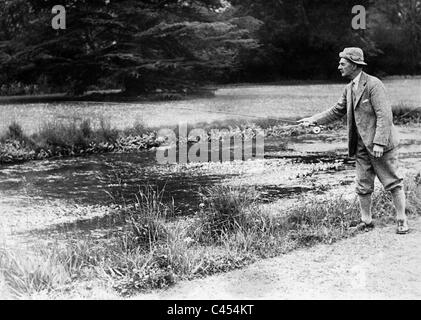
xmin=298 ymin=47 xmax=409 ymax=234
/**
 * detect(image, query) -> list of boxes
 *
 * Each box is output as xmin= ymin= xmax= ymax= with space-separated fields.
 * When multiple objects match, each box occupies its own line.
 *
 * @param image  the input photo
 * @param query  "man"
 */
xmin=298 ymin=47 xmax=409 ymax=234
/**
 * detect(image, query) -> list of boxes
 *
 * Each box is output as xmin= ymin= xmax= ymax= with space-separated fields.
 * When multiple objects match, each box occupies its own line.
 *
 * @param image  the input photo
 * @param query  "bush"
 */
xmin=123 ymin=121 xmax=149 ymax=137
xmin=35 ymin=121 xmax=88 ymax=152
xmin=33 ymin=119 xmax=118 ymax=153
xmin=392 ymin=103 xmax=421 ymax=124
xmin=79 ymin=119 xmax=93 ymax=139
xmin=1 ymin=122 xmax=27 ymax=143
xmin=97 ymin=119 xmax=119 ymax=144
xmin=0 ymin=119 xmax=162 ymax=164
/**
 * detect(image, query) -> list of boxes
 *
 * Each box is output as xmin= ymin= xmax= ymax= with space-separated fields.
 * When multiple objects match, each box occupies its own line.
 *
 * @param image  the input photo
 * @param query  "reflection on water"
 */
xmin=0 ymin=151 xmax=232 ymax=215
xmin=0 ymin=136 xmax=359 ymax=217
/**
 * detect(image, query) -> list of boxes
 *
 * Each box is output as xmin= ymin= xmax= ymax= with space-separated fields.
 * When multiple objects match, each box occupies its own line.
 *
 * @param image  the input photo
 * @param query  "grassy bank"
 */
xmin=0 ymin=119 xmax=275 ymax=165
xmin=0 ymin=120 xmax=159 ymax=164
xmin=1 ymin=174 xmax=420 ymax=299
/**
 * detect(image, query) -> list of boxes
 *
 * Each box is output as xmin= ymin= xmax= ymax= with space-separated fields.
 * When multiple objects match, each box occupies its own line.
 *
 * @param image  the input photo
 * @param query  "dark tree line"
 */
xmin=230 ymin=0 xmax=421 ymax=81
xmin=0 ymin=0 xmax=420 ymax=95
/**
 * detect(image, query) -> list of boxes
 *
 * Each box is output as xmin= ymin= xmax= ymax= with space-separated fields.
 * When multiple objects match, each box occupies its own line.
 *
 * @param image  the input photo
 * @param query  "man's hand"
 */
xmin=373 ymin=144 xmax=384 ymax=158
xmin=297 ymin=117 xmax=317 ymax=127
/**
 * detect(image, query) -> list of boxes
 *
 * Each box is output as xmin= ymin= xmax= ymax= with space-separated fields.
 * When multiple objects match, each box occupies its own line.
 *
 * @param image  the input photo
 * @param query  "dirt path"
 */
xmin=136 ymin=216 xmax=421 ymax=300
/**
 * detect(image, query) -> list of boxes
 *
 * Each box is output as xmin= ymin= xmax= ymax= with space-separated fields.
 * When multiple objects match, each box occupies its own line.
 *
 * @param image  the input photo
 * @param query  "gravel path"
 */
xmin=136 ymin=216 xmax=421 ymax=300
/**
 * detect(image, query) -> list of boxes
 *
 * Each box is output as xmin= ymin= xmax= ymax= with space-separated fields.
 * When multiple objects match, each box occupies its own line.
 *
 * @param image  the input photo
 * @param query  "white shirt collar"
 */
xmin=352 ymin=71 xmax=363 ymax=89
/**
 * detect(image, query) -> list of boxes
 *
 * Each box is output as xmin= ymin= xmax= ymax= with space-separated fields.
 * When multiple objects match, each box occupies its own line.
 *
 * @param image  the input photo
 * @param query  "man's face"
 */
xmin=338 ymin=58 xmax=356 ymax=78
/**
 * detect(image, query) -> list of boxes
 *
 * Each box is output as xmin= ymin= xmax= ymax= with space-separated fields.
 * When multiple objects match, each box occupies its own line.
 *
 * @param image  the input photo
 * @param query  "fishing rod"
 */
xmin=273 ymin=122 xmax=322 ymax=134
xmin=64 ymin=100 xmax=323 ymax=134
xmin=157 ymin=105 xmax=323 ymax=134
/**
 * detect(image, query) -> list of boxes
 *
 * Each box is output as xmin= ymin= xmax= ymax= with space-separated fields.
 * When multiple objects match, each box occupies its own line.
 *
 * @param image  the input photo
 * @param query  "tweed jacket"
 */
xmin=312 ymin=72 xmax=400 ymax=157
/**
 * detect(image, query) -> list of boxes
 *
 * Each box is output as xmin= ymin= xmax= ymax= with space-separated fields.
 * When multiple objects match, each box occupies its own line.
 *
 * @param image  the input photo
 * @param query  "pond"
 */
xmin=1 ymin=79 xmax=420 ymax=135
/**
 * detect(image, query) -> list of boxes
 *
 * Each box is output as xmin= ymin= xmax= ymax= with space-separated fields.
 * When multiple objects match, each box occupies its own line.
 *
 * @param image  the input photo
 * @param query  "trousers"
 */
xmin=355 ymin=134 xmax=403 ymax=195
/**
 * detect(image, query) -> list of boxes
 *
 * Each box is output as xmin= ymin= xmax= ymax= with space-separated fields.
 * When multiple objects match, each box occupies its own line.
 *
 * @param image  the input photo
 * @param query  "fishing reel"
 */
xmin=311 ymin=125 xmax=322 ymax=134
xmin=295 ymin=120 xmax=323 ymax=134
xmin=301 ymin=124 xmax=323 ymax=134
xmin=281 ymin=122 xmax=323 ymax=134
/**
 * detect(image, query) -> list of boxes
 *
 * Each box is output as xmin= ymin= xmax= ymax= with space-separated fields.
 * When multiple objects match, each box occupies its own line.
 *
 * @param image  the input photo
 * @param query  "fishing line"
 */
xmin=63 ymin=100 xmax=321 ymax=133
xmin=66 ymin=100 xmax=299 ymax=123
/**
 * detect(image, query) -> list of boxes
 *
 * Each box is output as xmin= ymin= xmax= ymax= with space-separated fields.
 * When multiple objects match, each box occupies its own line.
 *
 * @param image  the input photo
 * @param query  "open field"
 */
xmin=0 ymin=79 xmax=420 ymax=299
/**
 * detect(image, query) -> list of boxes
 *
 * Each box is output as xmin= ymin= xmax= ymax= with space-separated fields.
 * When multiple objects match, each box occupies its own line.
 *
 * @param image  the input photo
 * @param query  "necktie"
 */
xmin=352 ymin=81 xmax=357 ymax=104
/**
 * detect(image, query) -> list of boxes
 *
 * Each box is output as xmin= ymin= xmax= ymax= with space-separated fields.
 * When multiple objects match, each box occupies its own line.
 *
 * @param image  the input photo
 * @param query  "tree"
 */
xmin=368 ymin=0 xmax=421 ymax=74
xmin=229 ymin=0 xmax=377 ymax=81
xmin=0 ymin=0 xmax=261 ymax=94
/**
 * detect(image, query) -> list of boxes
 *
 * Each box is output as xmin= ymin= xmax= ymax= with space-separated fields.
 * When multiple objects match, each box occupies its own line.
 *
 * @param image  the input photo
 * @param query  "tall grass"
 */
xmin=0 ymin=247 xmax=71 ymax=298
xmin=191 ymin=185 xmax=260 ymax=242
xmin=32 ymin=119 xmax=119 ymax=152
xmin=0 ymin=119 xmax=155 ymax=163
xmin=121 ymin=186 xmax=175 ymax=251
xmin=192 ymin=175 xmax=421 ymax=255
xmin=34 ymin=120 xmax=92 ymax=152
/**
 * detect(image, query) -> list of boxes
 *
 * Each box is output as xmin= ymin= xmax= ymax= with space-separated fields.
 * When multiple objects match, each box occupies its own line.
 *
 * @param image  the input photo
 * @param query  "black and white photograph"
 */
xmin=0 ymin=0 xmax=420 ymax=302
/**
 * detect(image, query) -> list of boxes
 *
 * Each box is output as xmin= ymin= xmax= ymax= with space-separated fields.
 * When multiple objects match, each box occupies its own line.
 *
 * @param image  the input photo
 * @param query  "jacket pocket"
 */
xmin=360 ymin=99 xmax=373 ymax=112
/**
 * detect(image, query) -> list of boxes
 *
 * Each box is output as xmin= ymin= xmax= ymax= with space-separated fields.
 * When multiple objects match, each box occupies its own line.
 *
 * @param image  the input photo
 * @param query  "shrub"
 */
xmin=33 ymin=119 xmax=112 ymax=153
xmin=4 ymin=122 xmax=25 ymax=141
xmin=98 ymin=119 xmax=119 ymax=144
xmin=0 ymin=123 xmax=35 ymax=154
xmin=123 ymin=121 xmax=149 ymax=136
xmin=35 ymin=121 xmax=84 ymax=152
xmin=79 ymin=119 xmax=93 ymax=139
xmin=392 ymin=103 xmax=421 ymax=124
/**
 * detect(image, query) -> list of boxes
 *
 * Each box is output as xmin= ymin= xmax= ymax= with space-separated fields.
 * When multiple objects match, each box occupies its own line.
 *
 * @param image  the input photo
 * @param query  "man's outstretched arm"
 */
xmin=298 ymin=87 xmax=347 ymax=125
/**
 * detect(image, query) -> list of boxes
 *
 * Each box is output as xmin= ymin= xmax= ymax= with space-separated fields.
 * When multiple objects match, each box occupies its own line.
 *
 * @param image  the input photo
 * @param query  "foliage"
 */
xmin=229 ymin=0 xmax=377 ymax=81
xmin=0 ymin=0 xmax=261 ymax=94
xmin=121 ymin=186 xmax=175 ymax=251
xmin=0 ymin=247 xmax=71 ymax=298
xmin=368 ymin=0 xmax=421 ymax=75
xmin=392 ymin=103 xmax=421 ymax=124
xmin=191 ymin=185 xmax=260 ymax=242
xmin=1 ymin=0 xmax=420 ymax=91
xmin=0 ymin=119 xmax=158 ymax=163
